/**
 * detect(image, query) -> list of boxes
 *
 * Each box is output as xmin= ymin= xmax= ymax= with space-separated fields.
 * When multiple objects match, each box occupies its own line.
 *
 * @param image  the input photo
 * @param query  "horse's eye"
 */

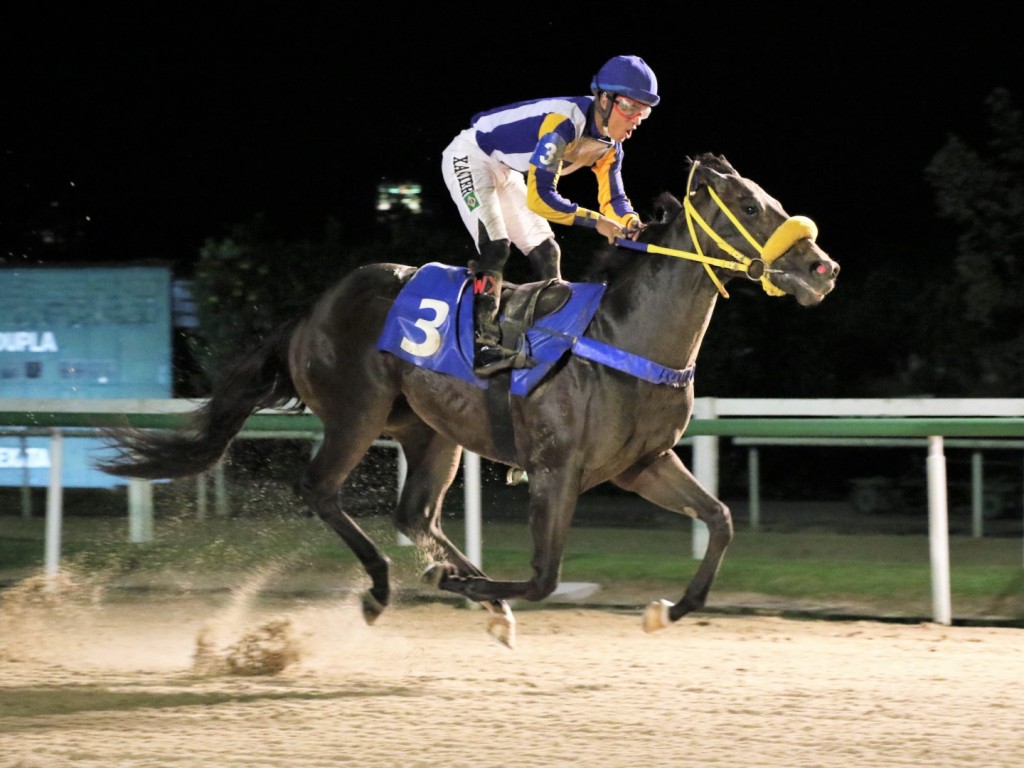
xmin=743 ymin=204 xmax=759 ymax=216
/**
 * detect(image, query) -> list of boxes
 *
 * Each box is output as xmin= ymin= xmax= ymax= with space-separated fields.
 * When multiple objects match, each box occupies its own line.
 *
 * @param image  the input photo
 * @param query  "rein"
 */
xmin=614 ymin=164 xmax=819 ymax=299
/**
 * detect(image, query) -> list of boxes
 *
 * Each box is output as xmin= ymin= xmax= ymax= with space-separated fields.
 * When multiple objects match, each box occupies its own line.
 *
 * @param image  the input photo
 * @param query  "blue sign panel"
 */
xmin=0 ymin=265 xmax=173 ymax=488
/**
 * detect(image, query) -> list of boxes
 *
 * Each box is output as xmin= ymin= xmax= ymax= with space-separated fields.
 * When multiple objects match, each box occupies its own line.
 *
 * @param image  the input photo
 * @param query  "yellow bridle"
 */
xmin=683 ymin=187 xmax=818 ymax=297
xmin=616 ymin=161 xmax=819 ymax=298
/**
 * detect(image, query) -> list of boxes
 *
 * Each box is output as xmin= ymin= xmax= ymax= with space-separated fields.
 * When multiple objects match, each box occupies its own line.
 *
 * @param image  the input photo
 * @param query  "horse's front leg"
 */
xmin=613 ymin=449 xmax=734 ymax=632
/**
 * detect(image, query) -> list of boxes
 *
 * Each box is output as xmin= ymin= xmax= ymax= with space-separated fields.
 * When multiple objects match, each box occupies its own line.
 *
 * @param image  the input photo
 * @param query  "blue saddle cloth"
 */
xmin=376 ymin=262 xmax=606 ymax=395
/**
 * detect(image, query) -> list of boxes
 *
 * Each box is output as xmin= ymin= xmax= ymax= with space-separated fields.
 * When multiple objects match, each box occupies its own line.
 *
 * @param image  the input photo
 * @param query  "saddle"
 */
xmin=493 ymin=278 xmax=572 ymax=371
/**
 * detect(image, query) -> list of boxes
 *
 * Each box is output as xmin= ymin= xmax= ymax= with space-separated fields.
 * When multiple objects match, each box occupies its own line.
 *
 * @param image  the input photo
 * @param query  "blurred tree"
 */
xmin=186 ymin=215 xmax=347 ymax=391
xmin=924 ymin=87 xmax=1024 ymax=395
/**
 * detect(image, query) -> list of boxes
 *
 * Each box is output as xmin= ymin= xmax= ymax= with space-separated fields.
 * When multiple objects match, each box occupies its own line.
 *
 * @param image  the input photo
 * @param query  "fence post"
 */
xmin=926 ymin=436 xmax=952 ymax=625
xmin=692 ymin=398 xmax=718 ymax=558
xmin=44 ymin=429 xmax=63 ymax=581
xmin=748 ymin=446 xmax=761 ymax=531
xmin=128 ymin=479 xmax=154 ymax=542
xmin=971 ymin=451 xmax=984 ymax=538
xmin=214 ymin=461 xmax=228 ymax=517
xmin=19 ymin=434 xmax=32 ymax=520
xmin=196 ymin=471 xmax=208 ymax=520
xmin=463 ymin=450 xmax=482 ymax=568
xmin=396 ymin=445 xmax=412 ymax=546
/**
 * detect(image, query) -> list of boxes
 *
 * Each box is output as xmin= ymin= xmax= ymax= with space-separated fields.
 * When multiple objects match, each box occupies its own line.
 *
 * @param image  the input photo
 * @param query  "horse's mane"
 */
xmin=582 ymin=152 xmax=737 ymax=283
xmin=582 ymin=196 xmax=678 ymax=282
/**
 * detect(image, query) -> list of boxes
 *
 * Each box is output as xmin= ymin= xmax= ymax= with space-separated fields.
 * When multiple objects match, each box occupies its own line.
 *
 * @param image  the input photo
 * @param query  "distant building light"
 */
xmin=376 ymin=180 xmax=422 ymax=216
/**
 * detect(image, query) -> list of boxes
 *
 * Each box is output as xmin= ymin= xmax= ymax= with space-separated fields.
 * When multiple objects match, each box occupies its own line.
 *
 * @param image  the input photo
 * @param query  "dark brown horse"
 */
xmin=99 ymin=153 xmax=839 ymax=647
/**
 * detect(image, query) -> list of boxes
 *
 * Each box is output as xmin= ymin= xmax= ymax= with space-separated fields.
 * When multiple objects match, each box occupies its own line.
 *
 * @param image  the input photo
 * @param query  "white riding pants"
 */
xmin=441 ymin=129 xmax=554 ymax=256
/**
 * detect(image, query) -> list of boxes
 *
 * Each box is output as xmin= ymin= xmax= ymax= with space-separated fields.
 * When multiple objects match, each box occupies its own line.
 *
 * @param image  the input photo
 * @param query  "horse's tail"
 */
xmin=97 ymin=318 xmax=304 ymax=480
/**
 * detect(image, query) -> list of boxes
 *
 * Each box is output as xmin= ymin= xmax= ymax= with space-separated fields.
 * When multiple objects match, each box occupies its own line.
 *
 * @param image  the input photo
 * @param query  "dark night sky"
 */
xmin=2 ymin=6 xmax=1018 ymax=279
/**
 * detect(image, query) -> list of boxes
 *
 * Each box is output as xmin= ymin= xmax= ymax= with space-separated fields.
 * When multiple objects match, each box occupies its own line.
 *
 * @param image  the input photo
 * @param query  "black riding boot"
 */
xmin=526 ymin=237 xmax=562 ymax=281
xmin=473 ymin=270 xmax=516 ymax=377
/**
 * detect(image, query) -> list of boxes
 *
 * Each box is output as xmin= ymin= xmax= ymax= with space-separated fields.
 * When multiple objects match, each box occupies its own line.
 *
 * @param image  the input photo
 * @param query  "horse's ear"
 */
xmin=687 ymin=160 xmax=731 ymax=197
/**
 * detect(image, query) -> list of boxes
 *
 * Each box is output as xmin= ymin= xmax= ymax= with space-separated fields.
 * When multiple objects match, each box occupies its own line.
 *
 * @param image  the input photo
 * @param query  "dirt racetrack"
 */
xmin=1 ymin=575 xmax=1022 ymax=768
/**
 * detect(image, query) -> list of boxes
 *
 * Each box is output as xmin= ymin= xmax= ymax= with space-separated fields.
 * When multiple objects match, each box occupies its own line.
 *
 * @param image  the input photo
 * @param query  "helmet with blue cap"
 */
xmin=590 ymin=55 xmax=660 ymax=106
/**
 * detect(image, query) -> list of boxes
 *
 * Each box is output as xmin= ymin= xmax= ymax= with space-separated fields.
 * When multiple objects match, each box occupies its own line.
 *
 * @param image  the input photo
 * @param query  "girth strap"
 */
xmin=483 ymin=279 xmax=567 ymax=467
xmin=484 ymin=370 xmax=519 ymax=466
xmin=572 ymin=337 xmax=695 ymax=388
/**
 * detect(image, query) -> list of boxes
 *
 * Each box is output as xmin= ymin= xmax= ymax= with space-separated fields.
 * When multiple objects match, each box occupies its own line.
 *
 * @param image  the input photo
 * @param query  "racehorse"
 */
xmin=99 ymin=152 xmax=839 ymax=647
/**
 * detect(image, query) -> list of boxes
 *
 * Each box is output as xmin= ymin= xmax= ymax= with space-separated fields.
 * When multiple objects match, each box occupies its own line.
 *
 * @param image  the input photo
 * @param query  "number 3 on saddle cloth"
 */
xmin=376 ymin=262 xmax=607 ymax=394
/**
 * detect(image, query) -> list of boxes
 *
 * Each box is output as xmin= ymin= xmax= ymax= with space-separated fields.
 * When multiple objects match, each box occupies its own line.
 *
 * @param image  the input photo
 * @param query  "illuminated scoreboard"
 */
xmin=0 ymin=265 xmax=173 ymax=487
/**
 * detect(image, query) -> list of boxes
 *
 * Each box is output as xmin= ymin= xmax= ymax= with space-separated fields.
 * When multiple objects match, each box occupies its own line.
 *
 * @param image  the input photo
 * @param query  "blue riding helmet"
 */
xmin=590 ymin=55 xmax=660 ymax=107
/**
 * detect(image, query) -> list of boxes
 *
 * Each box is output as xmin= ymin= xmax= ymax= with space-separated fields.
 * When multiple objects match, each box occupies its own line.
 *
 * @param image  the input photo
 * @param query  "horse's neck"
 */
xmin=595 ymin=254 xmax=720 ymax=370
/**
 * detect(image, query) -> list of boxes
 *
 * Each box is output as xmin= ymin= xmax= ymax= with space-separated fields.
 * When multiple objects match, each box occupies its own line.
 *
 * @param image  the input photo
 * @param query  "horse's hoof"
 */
xmin=486 ymin=613 xmax=516 ymax=649
xmin=506 ymin=468 xmax=529 ymax=485
xmin=421 ymin=562 xmax=446 ymax=587
xmin=642 ymin=599 xmax=673 ymax=633
xmin=482 ymin=601 xmax=516 ymax=649
xmin=360 ymin=590 xmax=386 ymax=625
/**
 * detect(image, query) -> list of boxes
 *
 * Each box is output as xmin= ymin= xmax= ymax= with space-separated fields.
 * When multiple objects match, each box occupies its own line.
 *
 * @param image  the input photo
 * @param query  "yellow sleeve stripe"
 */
xmin=539 ymin=113 xmax=568 ymax=135
xmin=526 ymin=166 xmax=575 ymax=225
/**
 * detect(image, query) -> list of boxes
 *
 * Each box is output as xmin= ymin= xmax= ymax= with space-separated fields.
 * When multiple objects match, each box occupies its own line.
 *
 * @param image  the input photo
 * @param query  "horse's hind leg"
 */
xmin=297 ymin=418 xmax=396 ymax=625
xmin=392 ymin=423 xmax=516 ymax=646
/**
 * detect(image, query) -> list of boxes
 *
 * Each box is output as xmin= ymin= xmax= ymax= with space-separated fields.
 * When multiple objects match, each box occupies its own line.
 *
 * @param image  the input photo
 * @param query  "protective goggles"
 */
xmin=613 ymin=95 xmax=652 ymax=121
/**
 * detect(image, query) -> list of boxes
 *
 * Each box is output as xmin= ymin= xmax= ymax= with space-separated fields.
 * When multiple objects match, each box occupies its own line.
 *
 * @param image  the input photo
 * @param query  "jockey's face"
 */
xmin=599 ymin=93 xmax=651 ymax=142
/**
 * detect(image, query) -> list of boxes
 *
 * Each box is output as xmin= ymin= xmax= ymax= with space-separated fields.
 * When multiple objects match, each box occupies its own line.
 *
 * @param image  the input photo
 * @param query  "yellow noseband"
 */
xmin=761 ymin=215 xmax=818 ymax=265
xmin=756 ymin=215 xmax=818 ymax=296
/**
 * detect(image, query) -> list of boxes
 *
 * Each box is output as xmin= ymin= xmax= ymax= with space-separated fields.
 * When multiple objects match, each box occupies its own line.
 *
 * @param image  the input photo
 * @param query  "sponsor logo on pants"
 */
xmin=453 ymin=156 xmax=479 ymax=211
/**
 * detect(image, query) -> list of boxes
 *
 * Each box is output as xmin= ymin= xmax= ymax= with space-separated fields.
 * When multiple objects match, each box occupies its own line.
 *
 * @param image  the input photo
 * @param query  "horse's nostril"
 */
xmin=813 ymin=261 xmax=839 ymax=278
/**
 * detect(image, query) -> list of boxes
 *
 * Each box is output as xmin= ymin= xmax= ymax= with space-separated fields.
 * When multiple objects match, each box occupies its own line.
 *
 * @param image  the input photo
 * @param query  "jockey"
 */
xmin=441 ymin=54 xmax=659 ymax=376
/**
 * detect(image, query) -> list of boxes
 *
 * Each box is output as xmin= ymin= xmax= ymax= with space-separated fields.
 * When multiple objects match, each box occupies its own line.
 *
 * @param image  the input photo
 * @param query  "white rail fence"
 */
xmin=3 ymin=397 xmax=1024 ymax=625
